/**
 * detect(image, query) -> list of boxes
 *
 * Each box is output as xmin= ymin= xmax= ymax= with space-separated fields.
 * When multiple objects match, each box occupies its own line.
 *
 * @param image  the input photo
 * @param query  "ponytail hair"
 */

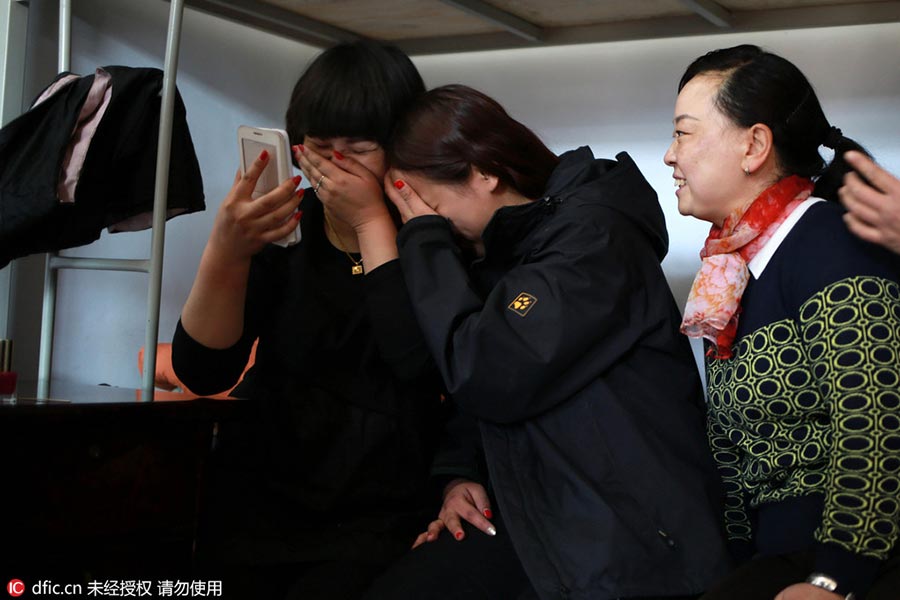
xmin=678 ymin=44 xmax=871 ymax=202
xmin=815 ymin=127 xmax=869 ymax=202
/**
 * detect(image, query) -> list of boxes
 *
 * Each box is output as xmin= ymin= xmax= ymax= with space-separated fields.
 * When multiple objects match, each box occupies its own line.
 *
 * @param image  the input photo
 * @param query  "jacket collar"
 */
xmin=480 ymin=196 xmax=560 ymax=263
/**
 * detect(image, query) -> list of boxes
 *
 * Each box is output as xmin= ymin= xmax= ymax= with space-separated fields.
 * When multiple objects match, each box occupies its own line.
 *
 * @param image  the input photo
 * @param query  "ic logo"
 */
xmin=508 ymin=292 xmax=537 ymax=317
xmin=7 ymin=580 xmax=25 ymax=597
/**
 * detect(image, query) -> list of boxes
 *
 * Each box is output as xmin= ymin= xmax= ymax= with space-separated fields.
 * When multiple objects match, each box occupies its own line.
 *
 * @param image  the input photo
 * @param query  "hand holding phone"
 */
xmin=238 ymin=125 xmax=301 ymax=247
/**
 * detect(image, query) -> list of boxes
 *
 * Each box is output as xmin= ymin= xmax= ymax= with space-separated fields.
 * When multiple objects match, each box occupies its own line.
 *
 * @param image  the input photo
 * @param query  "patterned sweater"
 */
xmin=705 ymin=200 xmax=900 ymax=593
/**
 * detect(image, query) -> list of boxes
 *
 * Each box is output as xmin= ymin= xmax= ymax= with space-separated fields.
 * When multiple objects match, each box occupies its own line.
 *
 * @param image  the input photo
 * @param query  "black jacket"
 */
xmin=0 ymin=66 xmax=204 ymax=267
xmin=398 ymin=148 xmax=731 ymax=599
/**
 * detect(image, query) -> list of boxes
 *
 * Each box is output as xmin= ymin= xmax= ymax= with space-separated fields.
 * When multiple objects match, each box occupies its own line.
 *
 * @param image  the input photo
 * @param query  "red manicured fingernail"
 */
xmin=483 ymin=509 xmax=493 ymax=519
xmin=333 ymin=150 xmax=344 ymax=160
xmin=259 ymin=149 xmax=269 ymax=161
xmin=394 ymin=180 xmax=405 ymax=190
xmin=454 ymin=531 xmax=463 ymax=540
xmin=297 ymin=144 xmax=305 ymax=153
xmin=292 ymin=175 xmax=302 ymax=186
xmin=293 ymin=210 xmax=303 ymax=221
xmin=297 ymin=188 xmax=305 ymax=198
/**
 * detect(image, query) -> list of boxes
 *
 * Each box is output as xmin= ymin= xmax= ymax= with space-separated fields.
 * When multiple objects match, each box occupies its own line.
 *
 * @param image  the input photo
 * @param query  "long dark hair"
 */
xmin=285 ymin=40 xmax=425 ymax=151
xmin=679 ymin=44 xmax=870 ymax=202
xmin=388 ymin=84 xmax=558 ymax=200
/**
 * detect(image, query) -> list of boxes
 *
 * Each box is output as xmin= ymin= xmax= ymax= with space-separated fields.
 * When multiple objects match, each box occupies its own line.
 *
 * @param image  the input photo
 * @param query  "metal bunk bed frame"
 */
xmin=37 ymin=0 xmax=187 ymax=401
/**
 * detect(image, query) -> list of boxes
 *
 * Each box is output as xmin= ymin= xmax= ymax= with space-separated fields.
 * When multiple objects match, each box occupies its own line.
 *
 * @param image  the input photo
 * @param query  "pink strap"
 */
xmin=31 ymin=74 xmax=80 ymax=108
xmin=57 ymin=68 xmax=113 ymax=203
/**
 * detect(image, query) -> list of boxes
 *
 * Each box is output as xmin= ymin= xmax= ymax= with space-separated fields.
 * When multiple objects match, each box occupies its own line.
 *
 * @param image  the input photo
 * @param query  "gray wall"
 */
xmin=11 ymin=0 xmax=900 ymax=391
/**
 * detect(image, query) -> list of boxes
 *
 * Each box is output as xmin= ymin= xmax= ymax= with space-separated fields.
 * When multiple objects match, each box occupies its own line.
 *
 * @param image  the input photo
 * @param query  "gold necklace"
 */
xmin=323 ymin=211 xmax=364 ymax=275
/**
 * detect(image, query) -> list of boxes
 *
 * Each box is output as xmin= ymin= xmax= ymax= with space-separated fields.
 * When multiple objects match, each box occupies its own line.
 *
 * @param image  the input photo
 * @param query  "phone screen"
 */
xmin=242 ymin=138 xmax=279 ymax=199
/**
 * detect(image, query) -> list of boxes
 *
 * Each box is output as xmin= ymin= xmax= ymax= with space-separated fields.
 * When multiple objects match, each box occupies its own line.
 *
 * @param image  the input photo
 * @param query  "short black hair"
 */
xmin=285 ymin=40 xmax=425 ymax=149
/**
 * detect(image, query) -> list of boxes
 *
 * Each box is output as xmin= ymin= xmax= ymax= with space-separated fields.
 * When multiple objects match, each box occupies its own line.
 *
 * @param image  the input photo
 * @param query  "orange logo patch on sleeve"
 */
xmin=508 ymin=292 xmax=537 ymax=317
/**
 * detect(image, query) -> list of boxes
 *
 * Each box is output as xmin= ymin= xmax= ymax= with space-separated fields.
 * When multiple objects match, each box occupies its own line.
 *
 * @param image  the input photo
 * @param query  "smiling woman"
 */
xmin=665 ymin=45 xmax=900 ymax=600
xmin=665 ymin=73 xmax=756 ymax=227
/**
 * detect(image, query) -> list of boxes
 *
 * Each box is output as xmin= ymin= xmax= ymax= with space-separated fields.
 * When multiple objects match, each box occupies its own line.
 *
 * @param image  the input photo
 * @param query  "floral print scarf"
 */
xmin=681 ymin=175 xmax=815 ymax=359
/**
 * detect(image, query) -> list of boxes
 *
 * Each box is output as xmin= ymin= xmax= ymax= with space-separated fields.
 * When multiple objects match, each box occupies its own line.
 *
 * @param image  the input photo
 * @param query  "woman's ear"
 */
xmin=471 ymin=167 xmax=500 ymax=194
xmin=743 ymin=123 xmax=775 ymax=175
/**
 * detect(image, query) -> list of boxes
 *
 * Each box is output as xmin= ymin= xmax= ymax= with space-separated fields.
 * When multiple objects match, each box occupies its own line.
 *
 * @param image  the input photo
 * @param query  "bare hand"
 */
xmin=384 ymin=172 xmax=438 ymax=224
xmin=209 ymin=150 xmax=303 ymax=261
xmin=295 ymin=145 xmax=388 ymax=230
xmin=411 ymin=479 xmax=496 ymax=548
xmin=839 ymin=150 xmax=900 ymax=255
xmin=774 ymin=583 xmax=843 ymax=600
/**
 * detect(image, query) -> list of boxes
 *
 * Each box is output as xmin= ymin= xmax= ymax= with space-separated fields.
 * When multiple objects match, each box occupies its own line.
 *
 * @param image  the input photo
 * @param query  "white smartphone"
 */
xmin=237 ymin=125 xmax=301 ymax=247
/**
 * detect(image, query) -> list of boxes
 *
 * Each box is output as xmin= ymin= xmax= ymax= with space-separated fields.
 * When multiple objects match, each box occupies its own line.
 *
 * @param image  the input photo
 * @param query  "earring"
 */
xmin=743 ymin=166 xmax=751 ymax=175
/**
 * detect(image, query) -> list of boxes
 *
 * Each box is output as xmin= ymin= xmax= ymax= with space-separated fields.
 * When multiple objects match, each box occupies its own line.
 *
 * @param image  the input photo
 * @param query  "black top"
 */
xmin=398 ymin=148 xmax=731 ymax=599
xmin=172 ymin=192 xmax=444 ymax=565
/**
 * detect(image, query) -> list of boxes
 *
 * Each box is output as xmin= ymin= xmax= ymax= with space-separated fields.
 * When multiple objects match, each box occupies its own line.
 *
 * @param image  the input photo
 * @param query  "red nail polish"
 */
xmin=297 ymin=144 xmax=305 ymax=152
xmin=454 ymin=531 xmax=463 ymax=540
xmin=297 ymin=188 xmax=305 ymax=198
xmin=292 ymin=175 xmax=303 ymax=186
xmin=483 ymin=509 xmax=493 ymax=519
xmin=259 ymin=149 xmax=269 ymax=161
xmin=394 ymin=180 xmax=405 ymax=190
xmin=333 ymin=150 xmax=344 ymax=160
xmin=293 ymin=210 xmax=303 ymax=221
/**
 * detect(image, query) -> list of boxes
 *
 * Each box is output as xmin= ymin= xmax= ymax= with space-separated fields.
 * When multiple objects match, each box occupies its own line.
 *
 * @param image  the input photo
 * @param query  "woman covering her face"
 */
xmin=365 ymin=84 xmax=731 ymax=600
xmin=172 ymin=41 xmax=445 ymax=600
xmin=664 ymin=45 xmax=900 ymax=600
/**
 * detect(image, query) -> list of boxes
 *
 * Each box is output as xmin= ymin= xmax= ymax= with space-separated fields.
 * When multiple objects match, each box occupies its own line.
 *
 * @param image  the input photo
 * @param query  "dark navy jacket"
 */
xmin=398 ymin=148 xmax=732 ymax=599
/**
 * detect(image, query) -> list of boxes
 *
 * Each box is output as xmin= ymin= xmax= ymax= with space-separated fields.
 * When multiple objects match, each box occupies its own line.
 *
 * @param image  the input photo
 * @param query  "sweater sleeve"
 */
xmin=798 ymin=275 xmax=900 ymax=593
xmin=363 ymin=258 xmax=436 ymax=381
xmin=171 ymin=250 xmax=272 ymax=396
xmin=397 ymin=211 xmax=652 ymax=424
xmin=781 ymin=206 xmax=900 ymax=595
xmin=705 ymin=405 xmax=755 ymax=561
xmin=171 ymin=319 xmax=256 ymax=396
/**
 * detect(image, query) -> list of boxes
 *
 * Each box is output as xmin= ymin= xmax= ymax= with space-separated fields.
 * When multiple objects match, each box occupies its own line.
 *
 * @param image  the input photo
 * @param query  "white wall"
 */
xmin=0 ymin=0 xmax=31 ymax=341
xmin=16 ymin=0 xmax=900 ymax=389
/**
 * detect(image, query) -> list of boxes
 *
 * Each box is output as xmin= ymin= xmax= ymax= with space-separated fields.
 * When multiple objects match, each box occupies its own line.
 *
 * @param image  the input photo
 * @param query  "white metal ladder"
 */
xmin=37 ymin=0 xmax=187 ymax=401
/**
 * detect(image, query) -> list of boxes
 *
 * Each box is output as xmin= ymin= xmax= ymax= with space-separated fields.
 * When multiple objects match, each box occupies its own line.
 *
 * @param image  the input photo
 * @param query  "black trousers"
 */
xmin=362 ymin=511 xmax=701 ymax=600
xmin=205 ymin=560 xmax=385 ymax=600
xmin=700 ymin=550 xmax=900 ymax=600
xmin=362 ymin=511 xmax=536 ymax=600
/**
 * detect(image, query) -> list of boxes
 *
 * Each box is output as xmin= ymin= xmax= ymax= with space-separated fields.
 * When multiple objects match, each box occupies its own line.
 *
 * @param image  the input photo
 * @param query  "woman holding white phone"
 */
xmin=172 ymin=41 xmax=445 ymax=600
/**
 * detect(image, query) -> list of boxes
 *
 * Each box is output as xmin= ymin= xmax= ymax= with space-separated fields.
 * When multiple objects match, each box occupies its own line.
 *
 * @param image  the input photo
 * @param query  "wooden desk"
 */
xmin=0 ymin=381 xmax=247 ymax=583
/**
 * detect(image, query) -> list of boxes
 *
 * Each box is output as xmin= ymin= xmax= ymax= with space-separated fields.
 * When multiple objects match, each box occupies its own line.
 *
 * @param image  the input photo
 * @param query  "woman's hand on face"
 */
xmin=295 ymin=144 xmax=387 ymax=230
xmin=410 ymin=478 xmax=496 ymax=549
xmin=384 ymin=172 xmax=438 ymax=223
xmin=209 ymin=151 xmax=303 ymax=262
xmin=773 ymin=583 xmax=843 ymax=600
